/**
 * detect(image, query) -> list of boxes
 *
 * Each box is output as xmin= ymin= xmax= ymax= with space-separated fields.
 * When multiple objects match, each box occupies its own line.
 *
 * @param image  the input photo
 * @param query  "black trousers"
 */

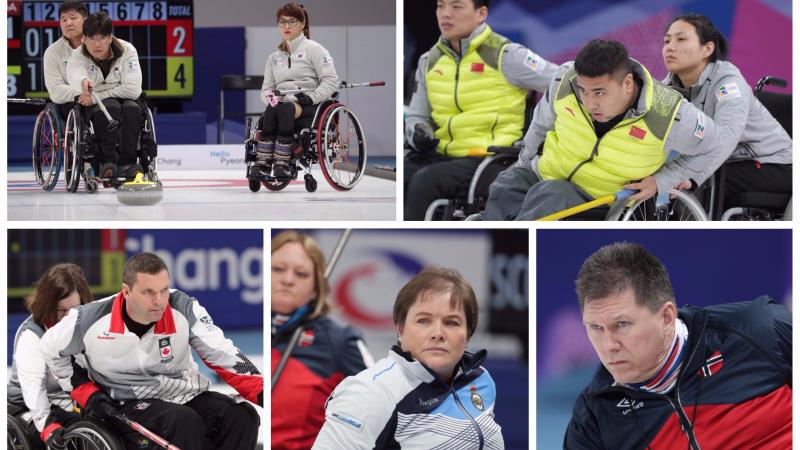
xmin=258 ymin=102 xmax=316 ymax=141
xmin=722 ymin=161 xmax=792 ymax=204
xmin=112 ymin=391 xmax=259 ymax=450
xmin=55 ymin=102 xmax=75 ymax=122
xmin=89 ymin=98 xmax=142 ymax=165
xmin=404 ymin=151 xmax=483 ymax=220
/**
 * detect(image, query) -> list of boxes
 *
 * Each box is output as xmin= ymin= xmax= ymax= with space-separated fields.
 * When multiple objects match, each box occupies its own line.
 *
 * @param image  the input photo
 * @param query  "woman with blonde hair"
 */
xmin=271 ymin=230 xmax=371 ymax=449
xmin=8 ymin=263 xmax=93 ymax=449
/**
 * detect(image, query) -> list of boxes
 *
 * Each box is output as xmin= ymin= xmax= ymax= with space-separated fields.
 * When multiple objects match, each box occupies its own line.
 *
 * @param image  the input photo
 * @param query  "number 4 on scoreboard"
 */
xmin=166 ymin=57 xmax=193 ymax=95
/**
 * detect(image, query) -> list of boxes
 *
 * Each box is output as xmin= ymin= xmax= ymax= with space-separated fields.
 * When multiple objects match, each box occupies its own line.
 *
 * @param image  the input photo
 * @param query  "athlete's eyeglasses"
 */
xmin=278 ymin=19 xmax=299 ymax=28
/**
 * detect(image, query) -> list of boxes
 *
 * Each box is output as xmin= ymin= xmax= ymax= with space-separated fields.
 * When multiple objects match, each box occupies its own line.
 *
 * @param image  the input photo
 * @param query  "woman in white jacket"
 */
xmin=7 ymin=264 xmax=93 ymax=449
xmin=251 ymin=2 xmax=339 ymax=180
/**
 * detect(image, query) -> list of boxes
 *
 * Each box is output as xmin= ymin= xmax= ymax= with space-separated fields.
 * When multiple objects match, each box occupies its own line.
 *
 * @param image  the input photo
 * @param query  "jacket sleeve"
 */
xmin=261 ymin=54 xmax=276 ymax=105
xmin=563 ymin=393 xmax=606 ymax=450
xmin=500 ymin=43 xmax=558 ymax=93
xmin=15 ymin=329 xmax=52 ymax=431
xmin=404 ymin=52 xmax=436 ymax=149
xmin=515 ymin=62 xmax=567 ymax=170
xmin=188 ymin=300 xmax=263 ymax=403
xmin=96 ymin=43 xmax=142 ymax=101
xmin=44 ymin=46 xmax=78 ymax=104
xmin=308 ymin=44 xmax=339 ymax=104
xmin=312 ymin=376 xmax=396 ymax=450
xmin=67 ymin=50 xmax=92 ymax=94
xmin=39 ymin=308 xmax=101 ymax=408
xmin=655 ymin=100 xmax=725 ymax=193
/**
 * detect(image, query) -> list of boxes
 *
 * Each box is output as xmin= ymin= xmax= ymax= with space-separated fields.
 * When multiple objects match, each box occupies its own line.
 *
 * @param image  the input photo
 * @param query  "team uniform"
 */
xmin=40 ymin=289 xmax=262 ymax=450
xmin=313 ymin=346 xmax=504 ymax=449
xmin=564 ymin=297 xmax=791 ymax=449
xmin=252 ymin=34 xmax=339 ymax=178
xmin=664 ymin=60 xmax=792 ymax=207
xmin=404 ymin=23 xmax=557 ymax=220
xmin=67 ymin=37 xmax=145 ymax=173
xmin=8 ymin=316 xmax=83 ymax=442
xmin=485 ymin=59 xmax=727 ymax=220
xmin=43 ymin=37 xmax=81 ymax=118
xmin=272 ymin=314 xmax=371 ymax=449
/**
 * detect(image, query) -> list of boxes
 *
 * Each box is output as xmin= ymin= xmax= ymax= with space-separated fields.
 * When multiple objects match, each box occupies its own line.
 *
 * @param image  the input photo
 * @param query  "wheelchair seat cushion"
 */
xmin=726 ymin=192 xmax=791 ymax=209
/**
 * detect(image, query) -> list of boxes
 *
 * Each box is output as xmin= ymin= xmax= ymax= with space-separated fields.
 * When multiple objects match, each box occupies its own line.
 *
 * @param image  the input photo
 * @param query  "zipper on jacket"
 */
xmin=454 ymin=59 xmax=462 ymax=112
xmin=443 ymin=116 xmax=454 ymax=156
xmin=449 ymin=386 xmax=484 ymax=449
xmin=667 ymin=391 xmax=701 ymax=450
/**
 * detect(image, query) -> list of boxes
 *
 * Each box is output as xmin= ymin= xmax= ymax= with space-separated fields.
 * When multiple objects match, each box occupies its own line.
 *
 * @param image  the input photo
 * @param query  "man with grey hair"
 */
xmin=565 ymin=242 xmax=791 ymax=449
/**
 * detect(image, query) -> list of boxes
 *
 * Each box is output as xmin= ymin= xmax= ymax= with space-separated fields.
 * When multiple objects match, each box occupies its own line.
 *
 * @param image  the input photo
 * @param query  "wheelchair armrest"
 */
xmin=487 ymin=146 xmax=521 ymax=156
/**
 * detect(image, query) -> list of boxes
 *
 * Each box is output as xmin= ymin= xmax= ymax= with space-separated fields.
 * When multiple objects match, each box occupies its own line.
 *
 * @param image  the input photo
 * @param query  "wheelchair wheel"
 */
xmin=607 ymin=189 xmax=709 ymax=221
xmin=317 ymin=104 xmax=366 ymax=191
xmin=248 ymin=178 xmax=261 ymax=192
xmin=63 ymin=108 xmax=83 ymax=193
xmin=7 ymin=413 xmax=36 ymax=450
xmin=64 ymin=420 xmax=124 ymax=450
xmin=32 ymin=103 xmax=63 ymax=191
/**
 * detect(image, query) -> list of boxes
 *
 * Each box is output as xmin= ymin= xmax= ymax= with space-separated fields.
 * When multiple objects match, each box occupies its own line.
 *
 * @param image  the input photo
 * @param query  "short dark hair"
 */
xmin=470 ymin=0 xmax=490 ymax=8
xmin=83 ymin=11 xmax=112 ymax=37
xmin=575 ymin=242 xmax=675 ymax=314
xmin=668 ymin=13 xmax=729 ymax=62
xmin=123 ymin=252 xmax=169 ymax=288
xmin=25 ymin=263 xmax=92 ymax=326
xmin=393 ymin=266 xmax=479 ymax=338
xmin=574 ymin=39 xmax=632 ymax=80
xmin=59 ymin=1 xmax=88 ymax=17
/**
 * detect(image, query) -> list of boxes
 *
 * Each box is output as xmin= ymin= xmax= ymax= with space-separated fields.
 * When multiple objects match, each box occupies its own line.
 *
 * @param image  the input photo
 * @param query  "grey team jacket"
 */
xmin=67 ymin=37 xmax=143 ymax=101
xmin=405 ymin=22 xmax=558 ymax=150
xmin=313 ymin=346 xmax=504 ymax=449
xmin=40 ymin=290 xmax=262 ymax=408
xmin=515 ymin=60 xmax=728 ymax=195
xmin=260 ymin=34 xmax=339 ymax=106
xmin=664 ymin=60 xmax=792 ymax=183
xmin=8 ymin=316 xmax=80 ymax=432
xmin=43 ymin=37 xmax=81 ymax=104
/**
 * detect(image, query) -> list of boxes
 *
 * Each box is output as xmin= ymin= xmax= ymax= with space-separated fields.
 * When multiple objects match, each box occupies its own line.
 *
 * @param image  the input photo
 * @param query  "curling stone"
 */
xmin=116 ymin=172 xmax=163 ymax=206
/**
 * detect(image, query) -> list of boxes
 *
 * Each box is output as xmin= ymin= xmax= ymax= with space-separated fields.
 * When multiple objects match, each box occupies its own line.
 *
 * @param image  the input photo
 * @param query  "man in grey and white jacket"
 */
xmin=43 ymin=1 xmax=87 ymax=119
xmin=67 ymin=11 xmax=144 ymax=180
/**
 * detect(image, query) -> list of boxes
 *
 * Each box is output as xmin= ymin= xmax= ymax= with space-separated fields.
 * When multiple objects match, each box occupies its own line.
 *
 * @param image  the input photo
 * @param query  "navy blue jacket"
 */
xmin=564 ymin=297 xmax=791 ymax=450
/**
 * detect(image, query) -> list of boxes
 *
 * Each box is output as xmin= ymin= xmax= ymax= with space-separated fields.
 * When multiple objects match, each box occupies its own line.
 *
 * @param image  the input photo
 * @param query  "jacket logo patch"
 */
xmin=299 ymin=329 xmax=315 ymax=347
xmin=331 ymin=412 xmax=364 ymax=432
xmin=617 ymin=398 xmax=644 ymax=415
xmin=697 ymin=351 xmax=724 ymax=377
xmin=471 ymin=62 xmax=484 ymax=73
xmin=470 ymin=386 xmax=484 ymax=411
xmin=629 ymin=126 xmax=647 ymax=140
xmin=524 ymin=50 xmax=542 ymax=73
xmin=419 ymin=397 xmax=440 ymax=407
xmin=433 ymin=69 xmax=444 ymax=76
xmin=564 ymin=106 xmax=576 ymax=117
xmin=97 ymin=330 xmax=115 ymax=340
xmin=693 ymin=112 xmax=706 ymax=139
xmin=716 ymin=82 xmax=741 ymax=102
xmin=295 ymin=51 xmax=306 ymax=61
xmin=321 ymin=55 xmax=333 ymax=67
xmin=158 ymin=337 xmax=174 ymax=363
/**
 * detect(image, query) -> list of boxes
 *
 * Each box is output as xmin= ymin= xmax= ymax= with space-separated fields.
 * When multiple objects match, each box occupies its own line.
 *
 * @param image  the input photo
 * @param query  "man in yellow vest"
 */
xmin=404 ymin=0 xmax=557 ymax=220
xmin=484 ymin=39 xmax=728 ymax=220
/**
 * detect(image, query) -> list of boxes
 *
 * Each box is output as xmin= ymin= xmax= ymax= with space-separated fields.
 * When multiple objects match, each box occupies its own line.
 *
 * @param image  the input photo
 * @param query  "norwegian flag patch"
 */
xmin=697 ymin=351 xmax=723 ymax=377
xmin=299 ymin=329 xmax=315 ymax=347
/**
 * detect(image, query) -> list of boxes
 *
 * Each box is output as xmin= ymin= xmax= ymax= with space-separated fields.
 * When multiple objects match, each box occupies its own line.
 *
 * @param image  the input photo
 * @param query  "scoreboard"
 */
xmin=7 ymin=0 xmax=194 ymax=99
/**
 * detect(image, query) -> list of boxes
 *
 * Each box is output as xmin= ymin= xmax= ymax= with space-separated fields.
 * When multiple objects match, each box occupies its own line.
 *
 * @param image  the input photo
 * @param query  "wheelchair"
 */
xmin=702 ymin=76 xmax=792 ymax=221
xmin=245 ymin=81 xmax=382 ymax=193
xmin=62 ymin=96 xmax=158 ymax=193
xmin=7 ymin=406 xmax=124 ymax=450
xmin=31 ymin=102 xmax=65 ymax=192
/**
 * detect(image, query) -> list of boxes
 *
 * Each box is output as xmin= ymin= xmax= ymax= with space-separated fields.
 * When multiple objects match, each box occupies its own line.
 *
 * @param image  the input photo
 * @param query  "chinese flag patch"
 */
xmin=697 ymin=351 xmax=723 ymax=377
xmin=471 ymin=62 xmax=484 ymax=73
xmin=629 ymin=126 xmax=647 ymax=140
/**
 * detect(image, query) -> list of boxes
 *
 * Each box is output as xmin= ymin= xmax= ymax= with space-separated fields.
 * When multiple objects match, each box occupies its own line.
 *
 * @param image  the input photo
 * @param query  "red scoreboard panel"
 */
xmin=7 ymin=0 xmax=194 ymax=99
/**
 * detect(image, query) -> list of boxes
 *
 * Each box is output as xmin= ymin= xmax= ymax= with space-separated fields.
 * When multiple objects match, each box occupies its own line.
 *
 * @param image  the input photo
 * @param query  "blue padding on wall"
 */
xmin=7 ymin=112 xmax=207 ymax=165
xmin=183 ymin=27 xmax=246 ymax=131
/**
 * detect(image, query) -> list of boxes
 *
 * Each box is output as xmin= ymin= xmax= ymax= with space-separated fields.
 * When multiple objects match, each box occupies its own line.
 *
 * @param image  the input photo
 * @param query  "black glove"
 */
xmin=294 ymin=92 xmax=313 ymax=106
xmin=44 ymin=425 xmax=67 ymax=450
xmin=412 ymin=123 xmax=439 ymax=152
xmin=85 ymin=390 xmax=118 ymax=420
xmin=257 ymin=390 xmax=263 ymax=406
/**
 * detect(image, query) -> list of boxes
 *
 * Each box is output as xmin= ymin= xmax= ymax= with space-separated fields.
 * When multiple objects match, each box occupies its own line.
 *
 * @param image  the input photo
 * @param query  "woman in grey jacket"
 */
xmin=662 ymin=13 xmax=792 ymax=210
xmin=251 ymin=3 xmax=339 ymax=180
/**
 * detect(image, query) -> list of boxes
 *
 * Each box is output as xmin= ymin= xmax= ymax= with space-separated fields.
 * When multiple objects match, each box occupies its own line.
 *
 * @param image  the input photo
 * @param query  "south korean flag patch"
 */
xmin=321 ymin=54 xmax=333 ymax=68
xmin=716 ymin=82 xmax=741 ymax=102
